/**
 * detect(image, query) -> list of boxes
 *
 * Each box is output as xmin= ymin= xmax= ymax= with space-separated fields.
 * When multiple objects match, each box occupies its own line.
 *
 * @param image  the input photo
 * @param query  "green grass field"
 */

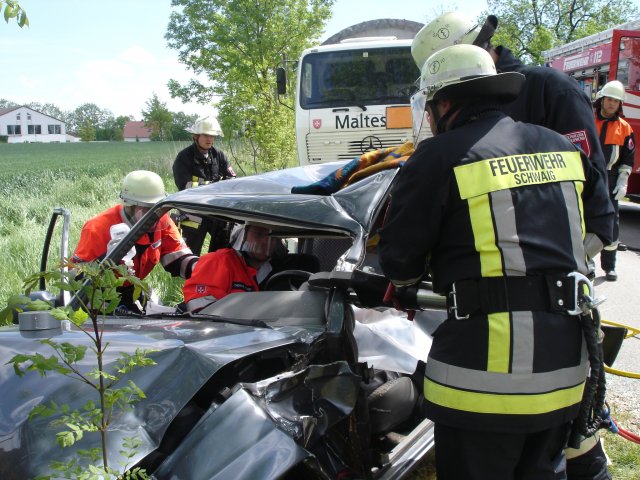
xmin=0 ymin=140 xmax=254 ymax=313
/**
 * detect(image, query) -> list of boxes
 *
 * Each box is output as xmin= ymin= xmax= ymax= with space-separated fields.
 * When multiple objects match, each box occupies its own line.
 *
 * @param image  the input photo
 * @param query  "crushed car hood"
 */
xmin=0 ymin=318 xmax=323 ymax=479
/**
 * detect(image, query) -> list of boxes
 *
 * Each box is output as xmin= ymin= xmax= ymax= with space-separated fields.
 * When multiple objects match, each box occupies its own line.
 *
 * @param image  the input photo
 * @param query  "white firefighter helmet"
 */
xmin=411 ymin=12 xmax=498 ymax=70
xmin=120 ymin=170 xmax=167 ymax=208
xmin=418 ymin=44 xmax=523 ymax=103
xmin=596 ymin=80 xmax=625 ymax=102
xmin=186 ymin=116 xmax=224 ymax=137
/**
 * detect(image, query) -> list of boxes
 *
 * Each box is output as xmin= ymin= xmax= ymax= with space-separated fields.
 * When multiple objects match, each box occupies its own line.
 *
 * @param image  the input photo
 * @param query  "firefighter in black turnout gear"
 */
xmin=379 ymin=45 xmax=614 ymax=480
xmin=410 ymin=12 xmax=616 ymax=479
xmin=173 ymin=116 xmax=236 ymax=256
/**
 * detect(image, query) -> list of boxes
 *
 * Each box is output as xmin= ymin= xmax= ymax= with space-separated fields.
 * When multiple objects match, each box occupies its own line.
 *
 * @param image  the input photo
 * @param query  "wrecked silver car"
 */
xmin=0 ymin=162 xmax=446 ymax=479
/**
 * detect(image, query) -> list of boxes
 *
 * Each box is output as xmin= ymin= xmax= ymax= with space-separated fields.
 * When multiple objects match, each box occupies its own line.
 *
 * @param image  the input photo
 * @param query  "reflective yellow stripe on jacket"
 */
xmin=455 ymin=151 xmax=585 ymax=199
xmin=425 ymin=150 xmax=588 ymax=418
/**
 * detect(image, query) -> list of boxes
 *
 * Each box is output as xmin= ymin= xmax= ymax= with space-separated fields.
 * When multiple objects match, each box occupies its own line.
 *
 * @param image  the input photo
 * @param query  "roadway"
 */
xmin=618 ymin=200 xmax=640 ymax=251
xmin=593 ymin=201 xmax=640 ymax=428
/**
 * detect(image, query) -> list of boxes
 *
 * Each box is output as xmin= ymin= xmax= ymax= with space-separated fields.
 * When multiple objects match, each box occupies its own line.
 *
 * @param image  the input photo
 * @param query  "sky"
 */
xmin=1 ymin=0 xmax=489 ymax=120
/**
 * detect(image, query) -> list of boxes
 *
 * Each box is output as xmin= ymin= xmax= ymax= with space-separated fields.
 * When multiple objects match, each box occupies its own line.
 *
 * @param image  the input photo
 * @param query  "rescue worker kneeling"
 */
xmin=378 ymin=45 xmax=613 ymax=480
xmin=182 ymin=224 xmax=277 ymax=313
xmin=72 ymin=170 xmax=198 ymax=312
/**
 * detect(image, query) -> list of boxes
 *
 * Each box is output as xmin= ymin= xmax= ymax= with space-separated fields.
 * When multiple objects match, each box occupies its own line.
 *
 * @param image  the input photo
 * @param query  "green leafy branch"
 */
xmin=1 ymin=0 xmax=28 ymax=27
xmin=6 ymin=260 xmax=155 ymax=479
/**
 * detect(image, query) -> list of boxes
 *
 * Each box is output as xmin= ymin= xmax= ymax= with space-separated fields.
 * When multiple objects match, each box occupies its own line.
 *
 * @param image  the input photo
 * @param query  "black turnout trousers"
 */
xmin=434 ymin=422 xmax=571 ymax=480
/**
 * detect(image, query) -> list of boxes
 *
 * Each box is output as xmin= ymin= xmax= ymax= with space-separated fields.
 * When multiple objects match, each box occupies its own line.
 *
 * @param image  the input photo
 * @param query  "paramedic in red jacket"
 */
xmin=72 ymin=170 xmax=198 ymax=310
xmin=183 ymin=224 xmax=277 ymax=313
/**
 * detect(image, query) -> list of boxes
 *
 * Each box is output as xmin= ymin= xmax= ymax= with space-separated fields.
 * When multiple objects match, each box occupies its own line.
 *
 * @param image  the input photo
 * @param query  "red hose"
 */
xmin=383 ymin=283 xmax=395 ymax=304
xmin=611 ymin=418 xmax=640 ymax=444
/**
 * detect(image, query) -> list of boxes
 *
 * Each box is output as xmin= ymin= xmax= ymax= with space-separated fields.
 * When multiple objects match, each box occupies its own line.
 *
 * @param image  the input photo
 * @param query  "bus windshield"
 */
xmin=299 ymin=47 xmax=419 ymax=109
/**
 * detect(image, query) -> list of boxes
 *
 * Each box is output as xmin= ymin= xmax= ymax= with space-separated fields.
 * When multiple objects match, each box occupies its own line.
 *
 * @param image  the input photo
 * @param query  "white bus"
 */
xmin=277 ymin=20 xmax=422 ymax=166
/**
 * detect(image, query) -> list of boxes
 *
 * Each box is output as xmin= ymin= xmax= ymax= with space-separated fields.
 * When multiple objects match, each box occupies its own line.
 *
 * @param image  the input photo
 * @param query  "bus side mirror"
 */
xmin=276 ymin=67 xmax=287 ymax=95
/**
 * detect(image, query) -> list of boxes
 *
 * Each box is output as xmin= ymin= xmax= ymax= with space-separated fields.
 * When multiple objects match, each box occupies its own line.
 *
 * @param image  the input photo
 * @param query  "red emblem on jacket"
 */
xmin=564 ymin=130 xmax=591 ymax=158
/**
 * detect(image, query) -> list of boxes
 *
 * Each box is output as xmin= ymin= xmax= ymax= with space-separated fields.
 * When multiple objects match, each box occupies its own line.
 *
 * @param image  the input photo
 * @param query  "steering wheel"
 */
xmin=263 ymin=270 xmax=313 ymax=291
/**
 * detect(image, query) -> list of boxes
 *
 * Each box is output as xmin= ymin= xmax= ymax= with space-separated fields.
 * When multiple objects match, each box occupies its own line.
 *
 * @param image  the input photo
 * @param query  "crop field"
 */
xmin=0 ymin=141 xmax=188 ymax=177
xmin=0 ymin=140 xmax=254 ymax=317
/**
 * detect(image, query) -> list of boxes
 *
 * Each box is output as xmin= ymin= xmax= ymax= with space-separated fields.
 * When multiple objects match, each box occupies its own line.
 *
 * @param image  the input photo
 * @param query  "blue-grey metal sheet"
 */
xmin=0 ymin=319 xmax=321 ymax=479
xmin=153 ymin=389 xmax=312 ymax=480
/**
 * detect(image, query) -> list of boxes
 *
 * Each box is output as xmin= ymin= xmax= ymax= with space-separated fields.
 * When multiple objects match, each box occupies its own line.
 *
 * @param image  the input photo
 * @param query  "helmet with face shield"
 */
xmin=411 ymin=44 xmax=524 ymax=139
xmin=231 ymin=224 xmax=278 ymax=261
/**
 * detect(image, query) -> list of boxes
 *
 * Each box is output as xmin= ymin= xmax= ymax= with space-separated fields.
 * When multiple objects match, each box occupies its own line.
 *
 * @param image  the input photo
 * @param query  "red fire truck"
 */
xmin=543 ymin=20 xmax=640 ymax=202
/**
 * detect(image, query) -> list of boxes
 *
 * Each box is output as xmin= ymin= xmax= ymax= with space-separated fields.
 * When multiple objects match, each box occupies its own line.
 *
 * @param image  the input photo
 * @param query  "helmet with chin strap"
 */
xmin=411 ymin=44 xmax=524 ymax=138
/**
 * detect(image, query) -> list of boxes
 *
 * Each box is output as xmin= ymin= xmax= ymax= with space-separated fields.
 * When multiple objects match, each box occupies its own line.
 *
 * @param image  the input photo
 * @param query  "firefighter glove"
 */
xmin=107 ymin=223 xmax=136 ymax=266
xmin=612 ymin=165 xmax=632 ymax=201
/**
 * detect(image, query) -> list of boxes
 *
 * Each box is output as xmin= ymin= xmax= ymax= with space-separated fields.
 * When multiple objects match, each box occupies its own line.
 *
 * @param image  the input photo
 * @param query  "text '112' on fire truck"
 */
xmin=276 ymin=19 xmax=424 ymax=166
xmin=543 ymin=19 xmax=640 ymax=203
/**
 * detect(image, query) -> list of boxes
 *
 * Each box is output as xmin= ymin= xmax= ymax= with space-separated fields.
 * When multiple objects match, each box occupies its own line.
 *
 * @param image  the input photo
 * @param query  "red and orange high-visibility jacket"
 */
xmin=183 ymin=248 xmax=259 ymax=312
xmin=594 ymin=111 xmax=635 ymax=176
xmin=72 ymin=204 xmax=197 ymax=280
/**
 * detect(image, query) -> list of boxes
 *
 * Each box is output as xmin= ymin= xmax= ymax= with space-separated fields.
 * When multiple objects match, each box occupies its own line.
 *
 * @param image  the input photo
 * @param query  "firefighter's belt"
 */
xmin=447 ymin=274 xmax=580 ymax=320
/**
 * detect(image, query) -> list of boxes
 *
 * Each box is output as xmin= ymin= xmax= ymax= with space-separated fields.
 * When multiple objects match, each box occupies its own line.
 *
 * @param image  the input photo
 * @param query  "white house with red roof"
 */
xmin=123 ymin=121 xmax=153 ymax=142
xmin=0 ymin=105 xmax=76 ymax=143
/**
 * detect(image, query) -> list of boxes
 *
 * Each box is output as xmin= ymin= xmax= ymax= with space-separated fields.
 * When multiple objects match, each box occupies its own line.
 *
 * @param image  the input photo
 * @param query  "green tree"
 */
xmin=170 ymin=111 xmax=198 ymax=141
xmin=484 ymin=0 xmax=640 ymax=64
xmin=27 ymin=102 xmax=66 ymax=121
xmin=96 ymin=115 xmax=131 ymax=141
xmin=78 ymin=121 xmax=96 ymax=142
xmin=67 ymin=103 xmax=112 ymax=134
xmin=113 ymin=115 xmax=131 ymax=141
xmin=6 ymin=261 xmax=153 ymax=478
xmin=166 ymin=0 xmax=335 ymax=171
xmin=0 ymin=98 xmax=18 ymax=108
xmin=1 ymin=0 xmax=28 ymax=27
xmin=141 ymin=94 xmax=173 ymax=141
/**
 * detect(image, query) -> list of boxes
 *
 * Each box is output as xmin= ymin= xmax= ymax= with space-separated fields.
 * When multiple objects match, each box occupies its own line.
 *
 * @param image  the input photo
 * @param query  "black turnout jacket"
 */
xmin=173 ymin=143 xmax=234 ymax=191
xmin=378 ymin=107 xmax=614 ymax=433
